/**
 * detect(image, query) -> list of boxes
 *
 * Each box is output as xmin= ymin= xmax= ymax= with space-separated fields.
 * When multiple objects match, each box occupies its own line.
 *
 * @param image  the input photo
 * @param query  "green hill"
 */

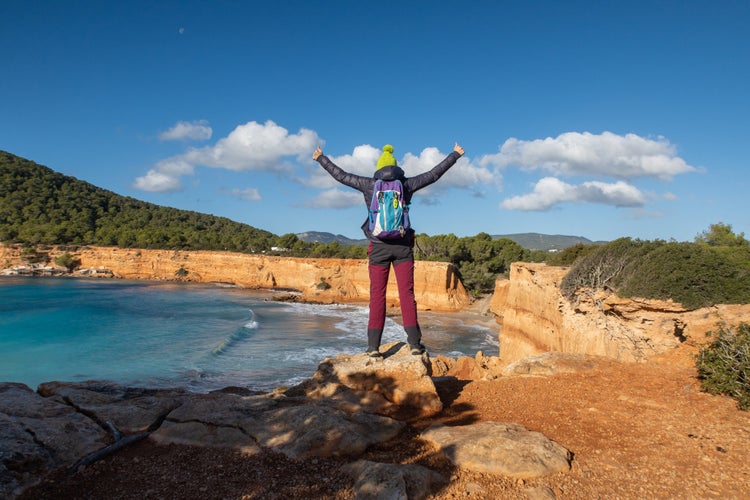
xmin=0 ymin=151 xmax=276 ymax=252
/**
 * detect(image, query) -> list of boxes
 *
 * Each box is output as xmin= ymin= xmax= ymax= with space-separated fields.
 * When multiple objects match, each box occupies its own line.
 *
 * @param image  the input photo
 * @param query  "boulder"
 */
xmin=288 ymin=342 xmax=443 ymax=419
xmin=421 ymin=421 xmax=571 ymax=479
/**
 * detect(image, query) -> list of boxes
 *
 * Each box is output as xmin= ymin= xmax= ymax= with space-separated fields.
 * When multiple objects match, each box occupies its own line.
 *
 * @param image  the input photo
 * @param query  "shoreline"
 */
xmin=0 ymin=244 xmax=472 ymax=312
xmin=1 ymin=275 xmax=500 ymax=393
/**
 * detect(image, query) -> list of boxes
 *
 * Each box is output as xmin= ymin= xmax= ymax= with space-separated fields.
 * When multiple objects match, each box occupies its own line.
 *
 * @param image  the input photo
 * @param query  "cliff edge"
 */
xmin=491 ymin=262 xmax=750 ymax=364
xmin=0 ymin=245 xmax=469 ymax=312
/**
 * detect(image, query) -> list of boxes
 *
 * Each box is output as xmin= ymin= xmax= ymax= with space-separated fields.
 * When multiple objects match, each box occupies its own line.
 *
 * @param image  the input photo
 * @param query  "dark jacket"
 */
xmin=316 ymin=151 xmax=462 ymax=244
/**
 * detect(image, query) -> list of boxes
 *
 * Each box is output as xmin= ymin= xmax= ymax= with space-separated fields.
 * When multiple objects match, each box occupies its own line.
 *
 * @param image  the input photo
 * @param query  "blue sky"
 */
xmin=2 ymin=1 xmax=748 ymax=243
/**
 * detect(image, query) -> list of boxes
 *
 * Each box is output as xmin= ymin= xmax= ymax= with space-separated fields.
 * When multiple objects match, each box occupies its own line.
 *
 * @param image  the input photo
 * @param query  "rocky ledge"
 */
xmin=1 ymin=344 xmax=572 ymax=499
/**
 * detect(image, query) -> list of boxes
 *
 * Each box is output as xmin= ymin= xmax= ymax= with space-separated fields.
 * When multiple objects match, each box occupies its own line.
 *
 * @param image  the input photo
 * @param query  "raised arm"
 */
xmin=404 ymin=142 xmax=465 ymax=193
xmin=313 ymin=146 xmax=372 ymax=191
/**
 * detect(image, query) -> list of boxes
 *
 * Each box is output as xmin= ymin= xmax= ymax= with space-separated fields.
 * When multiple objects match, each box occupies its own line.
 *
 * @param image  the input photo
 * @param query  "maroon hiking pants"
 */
xmin=367 ymin=241 xmax=421 ymax=350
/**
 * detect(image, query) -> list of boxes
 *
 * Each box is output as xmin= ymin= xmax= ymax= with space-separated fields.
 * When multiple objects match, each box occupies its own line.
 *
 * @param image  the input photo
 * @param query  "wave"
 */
xmin=283 ymin=345 xmax=360 ymax=364
xmin=211 ymin=309 xmax=258 ymax=356
xmin=279 ymin=301 xmax=407 ymax=343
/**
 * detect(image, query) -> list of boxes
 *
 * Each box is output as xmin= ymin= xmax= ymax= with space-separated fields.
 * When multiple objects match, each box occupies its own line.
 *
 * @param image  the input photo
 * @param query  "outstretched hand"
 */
xmin=312 ymin=146 xmax=323 ymax=161
xmin=453 ymin=142 xmax=465 ymax=156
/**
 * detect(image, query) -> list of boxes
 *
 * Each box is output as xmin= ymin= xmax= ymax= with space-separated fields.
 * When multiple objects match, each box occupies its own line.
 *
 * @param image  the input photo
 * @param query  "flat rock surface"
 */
xmin=501 ymin=352 xmax=602 ymax=377
xmin=421 ymin=421 xmax=571 ymax=478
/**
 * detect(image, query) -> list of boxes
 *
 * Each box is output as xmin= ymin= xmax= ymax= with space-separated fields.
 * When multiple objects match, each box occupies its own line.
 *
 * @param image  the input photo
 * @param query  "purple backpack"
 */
xmin=368 ymin=179 xmax=411 ymax=239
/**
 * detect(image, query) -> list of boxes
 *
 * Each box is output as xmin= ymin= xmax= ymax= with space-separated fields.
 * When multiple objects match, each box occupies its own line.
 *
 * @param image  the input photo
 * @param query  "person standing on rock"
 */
xmin=313 ymin=142 xmax=465 ymax=358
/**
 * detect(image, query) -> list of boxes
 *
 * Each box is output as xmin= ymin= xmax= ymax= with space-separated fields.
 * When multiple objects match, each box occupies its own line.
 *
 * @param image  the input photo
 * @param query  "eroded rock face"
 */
xmin=491 ymin=262 xmax=750 ymax=365
xmin=430 ymin=351 xmax=505 ymax=381
xmin=0 ymin=245 xmax=469 ymax=312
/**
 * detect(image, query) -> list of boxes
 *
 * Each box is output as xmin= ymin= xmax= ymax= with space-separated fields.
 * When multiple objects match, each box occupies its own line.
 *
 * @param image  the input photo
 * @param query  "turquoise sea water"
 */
xmin=0 ymin=277 xmax=498 ymax=392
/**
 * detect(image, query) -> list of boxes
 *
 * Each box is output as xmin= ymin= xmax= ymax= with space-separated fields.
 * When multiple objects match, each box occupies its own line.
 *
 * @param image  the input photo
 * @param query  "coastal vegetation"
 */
xmin=53 ymin=252 xmax=80 ymax=272
xmin=696 ymin=322 xmax=750 ymax=410
xmin=560 ymin=223 xmax=750 ymax=309
xmin=414 ymin=232 xmax=528 ymax=294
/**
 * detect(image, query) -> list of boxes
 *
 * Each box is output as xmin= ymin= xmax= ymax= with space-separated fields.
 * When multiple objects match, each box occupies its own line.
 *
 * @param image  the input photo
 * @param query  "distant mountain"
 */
xmin=296 ymin=231 xmax=368 ymax=246
xmin=493 ymin=233 xmax=604 ymax=251
xmin=297 ymin=230 xmax=604 ymax=251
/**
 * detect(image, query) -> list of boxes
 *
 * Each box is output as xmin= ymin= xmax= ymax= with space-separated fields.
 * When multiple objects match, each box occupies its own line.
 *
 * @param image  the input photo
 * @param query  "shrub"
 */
xmin=21 ymin=246 xmax=47 ymax=264
xmin=175 ymin=266 xmax=189 ymax=278
xmin=618 ymin=243 xmax=750 ymax=309
xmin=696 ymin=323 xmax=750 ymax=410
xmin=316 ymin=277 xmax=331 ymax=290
xmin=54 ymin=252 xmax=80 ymax=272
xmin=561 ymin=238 xmax=750 ymax=308
xmin=560 ymin=238 xmax=657 ymax=300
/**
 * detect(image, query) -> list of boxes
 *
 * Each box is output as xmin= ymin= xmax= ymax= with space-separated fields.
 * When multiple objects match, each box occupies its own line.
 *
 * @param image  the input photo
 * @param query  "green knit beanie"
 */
xmin=376 ymin=144 xmax=397 ymax=170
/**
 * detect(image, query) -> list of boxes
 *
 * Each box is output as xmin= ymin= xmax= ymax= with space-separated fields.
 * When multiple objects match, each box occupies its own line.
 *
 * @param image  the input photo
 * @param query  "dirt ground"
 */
xmin=20 ymin=336 xmax=750 ymax=500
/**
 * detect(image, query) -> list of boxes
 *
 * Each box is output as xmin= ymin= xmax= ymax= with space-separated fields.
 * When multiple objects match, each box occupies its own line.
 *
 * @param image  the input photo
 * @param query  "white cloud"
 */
xmin=132 ymin=158 xmax=194 ymax=192
xmin=229 ymin=188 xmax=262 ymax=201
xmin=482 ymin=131 xmax=696 ymax=180
xmin=183 ymin=120 xmax=319 ymax=172
xmin=135 ymin=120 xmax=320 ymax=192
xmin=501 ymin=177 xmax=645 ymax=211
xmin=132 ymin=170 xmax=182 ymax=192
xmin=306 ymin=188 xmax=364 ymax=209
xmin=159 ymin=120 xmax=212 ymax=142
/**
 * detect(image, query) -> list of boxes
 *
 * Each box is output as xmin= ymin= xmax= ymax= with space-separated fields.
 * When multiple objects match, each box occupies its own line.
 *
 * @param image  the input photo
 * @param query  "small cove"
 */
xmin=0 ymin=276 xmax=499 ymax=392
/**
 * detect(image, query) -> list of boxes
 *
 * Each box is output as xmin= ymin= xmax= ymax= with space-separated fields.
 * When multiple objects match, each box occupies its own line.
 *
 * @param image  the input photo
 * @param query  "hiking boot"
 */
xmin=366 ymin=349 xmax=383 ymax=358
xmin=409 ymin=342 xmax=426 ymax=355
